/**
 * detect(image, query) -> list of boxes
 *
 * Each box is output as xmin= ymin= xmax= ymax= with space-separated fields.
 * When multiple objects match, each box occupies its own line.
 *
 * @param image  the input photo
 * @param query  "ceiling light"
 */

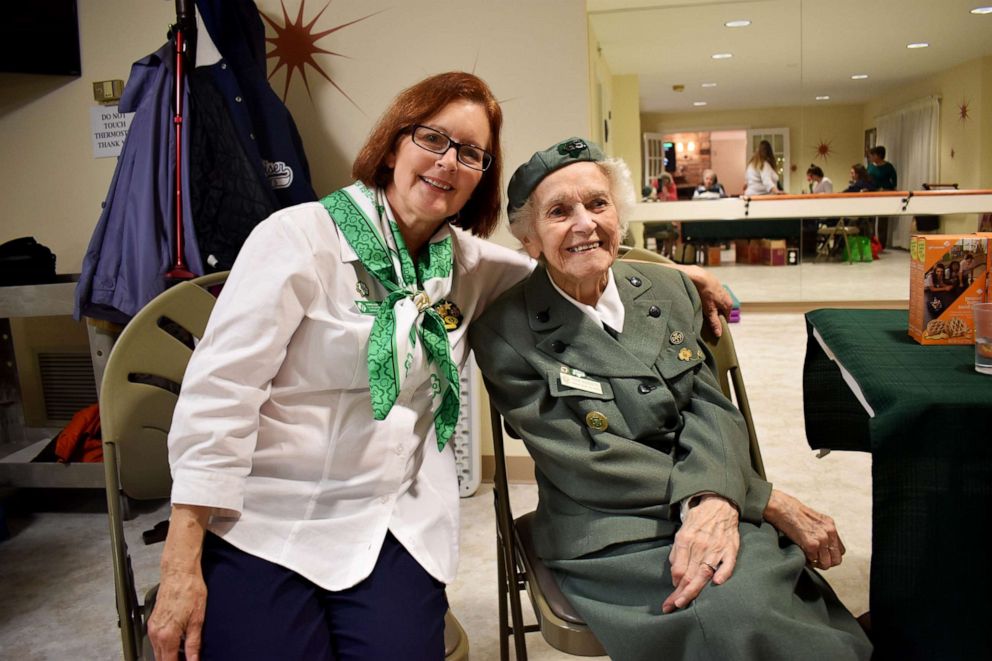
xmin=724 ymin=20 xmax=751 ymax=28
xmin=907 ymin=42 xmax=929 ymax=49
xmin=851 ymin=74 xmax=869 ymax=80
xmin=970 ymin=6 xmax=992 ymax=14
xmin=693 ymin=101 xmax=708 ymax=106
xmin=701 ymin=82 xmax=717 ymax=88
xmin=712 ymin=53 xmax=733 ymax=60
xmin=815 ymin=95 xmax=830 ymax=101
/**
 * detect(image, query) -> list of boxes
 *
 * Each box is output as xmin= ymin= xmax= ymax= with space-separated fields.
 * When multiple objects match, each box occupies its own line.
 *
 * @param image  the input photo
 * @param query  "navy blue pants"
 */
xmin=200 ymin=532 xmax=448 ymax=660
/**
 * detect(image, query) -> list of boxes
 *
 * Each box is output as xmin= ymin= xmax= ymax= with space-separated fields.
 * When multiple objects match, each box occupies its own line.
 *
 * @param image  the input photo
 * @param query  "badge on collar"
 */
xmin=678 ymin=347 xmax=694 ymax=361
xmin=356 ymin=281 xmax=369 ymax=297
xmin=433 ymin=300 xmax=463 ymax=331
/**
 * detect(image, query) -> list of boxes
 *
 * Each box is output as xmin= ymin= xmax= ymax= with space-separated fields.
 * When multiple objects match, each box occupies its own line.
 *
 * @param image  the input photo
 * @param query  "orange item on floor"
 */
xmin=53 ymin=403 xmax=103 ymax=463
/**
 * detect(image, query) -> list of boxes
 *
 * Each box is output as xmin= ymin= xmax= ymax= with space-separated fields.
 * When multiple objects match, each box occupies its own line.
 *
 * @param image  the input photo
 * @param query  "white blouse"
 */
xmin=744 ymin=161 xmax=779 ymax=196
xmin=168 ymin=201 xmax=533 ymax=590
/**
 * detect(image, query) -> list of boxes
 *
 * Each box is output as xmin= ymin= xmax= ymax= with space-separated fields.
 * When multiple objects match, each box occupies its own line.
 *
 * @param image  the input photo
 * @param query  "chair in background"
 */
xmin=101 ymin=271 xmax=470 ymax=661
xmin=489 ymin=309 xmax=766 ymax=660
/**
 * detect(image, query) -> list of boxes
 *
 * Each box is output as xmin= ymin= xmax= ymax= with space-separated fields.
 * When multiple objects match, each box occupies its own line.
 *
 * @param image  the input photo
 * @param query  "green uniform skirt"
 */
xmin=547 ymin=521 xmax=872 ymax=661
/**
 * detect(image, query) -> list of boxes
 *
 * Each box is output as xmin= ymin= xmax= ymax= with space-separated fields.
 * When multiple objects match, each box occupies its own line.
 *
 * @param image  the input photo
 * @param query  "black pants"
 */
xmin=200 ymin=531 xmax=448 ymax=660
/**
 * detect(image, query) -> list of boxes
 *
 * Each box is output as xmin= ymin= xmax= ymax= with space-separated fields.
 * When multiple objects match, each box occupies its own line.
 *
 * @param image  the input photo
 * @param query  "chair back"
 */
xmin=100 ymin=272 xmax=229 ymax=661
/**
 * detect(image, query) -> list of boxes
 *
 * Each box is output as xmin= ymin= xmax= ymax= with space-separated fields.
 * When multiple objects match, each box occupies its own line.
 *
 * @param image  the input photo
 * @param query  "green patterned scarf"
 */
xmin=321 ymin=182 xmax=460 ymax=451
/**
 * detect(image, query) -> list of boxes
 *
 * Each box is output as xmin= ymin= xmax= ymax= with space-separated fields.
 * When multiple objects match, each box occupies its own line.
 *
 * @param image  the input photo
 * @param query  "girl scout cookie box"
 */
xmin=908 ymin=234 xmax=988 ymax=345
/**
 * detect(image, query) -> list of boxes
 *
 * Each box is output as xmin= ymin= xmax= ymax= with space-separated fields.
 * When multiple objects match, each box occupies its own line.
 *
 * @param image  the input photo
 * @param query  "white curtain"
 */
xmin=875 ymin=97 xmax=940 ymax=249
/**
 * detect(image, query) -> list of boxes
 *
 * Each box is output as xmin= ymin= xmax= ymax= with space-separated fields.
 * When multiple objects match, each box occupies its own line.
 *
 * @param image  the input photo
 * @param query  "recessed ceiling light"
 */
xmin=701 ymin=82 xmax=718 ymax=88
xmin=815 ymin=95 xmax=830 ymax=101
xmin=907 ymin=42 xmax=929 ymax=49
xmin=712 ymin=53 xmax=733 ymax=60
xmin=693 ymin=101 xmax=708 ymax=106
xmin=724 ymin=20 xmax=751 ymax=28
xmin=970 ymin=6 xmax=992 ymax=14
xmin=851 ymin=74 xmax=869 ymax=80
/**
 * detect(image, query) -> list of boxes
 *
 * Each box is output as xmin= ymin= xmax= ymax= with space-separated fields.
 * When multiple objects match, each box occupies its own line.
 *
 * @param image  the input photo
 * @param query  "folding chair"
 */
xmin=101 ymin=271 xmax=470 ymax=661
xmin=490 ymin=299 xmax=765 ymax=659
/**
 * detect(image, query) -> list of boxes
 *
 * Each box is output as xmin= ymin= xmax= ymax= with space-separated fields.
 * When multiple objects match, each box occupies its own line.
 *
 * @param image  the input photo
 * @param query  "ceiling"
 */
xmin=588 ymin=0 xmax=992 ymax=113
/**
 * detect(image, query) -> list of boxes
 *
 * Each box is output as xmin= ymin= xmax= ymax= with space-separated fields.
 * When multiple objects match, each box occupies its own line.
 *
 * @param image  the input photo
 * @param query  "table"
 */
xmin=803 ymin=309 xmax=992 ymax=661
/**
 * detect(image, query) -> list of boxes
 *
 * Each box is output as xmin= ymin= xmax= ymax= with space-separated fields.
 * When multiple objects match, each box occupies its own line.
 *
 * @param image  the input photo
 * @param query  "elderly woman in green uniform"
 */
xmin=470 ymin=138 xmax=872 ymax=661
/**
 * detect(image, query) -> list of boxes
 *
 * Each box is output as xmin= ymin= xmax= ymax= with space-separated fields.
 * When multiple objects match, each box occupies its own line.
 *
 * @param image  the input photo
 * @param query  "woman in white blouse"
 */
xmin=744 ymin=140 xmax=783 ymax=196
xmin=147 ymin=72 xmax=534 ymax=661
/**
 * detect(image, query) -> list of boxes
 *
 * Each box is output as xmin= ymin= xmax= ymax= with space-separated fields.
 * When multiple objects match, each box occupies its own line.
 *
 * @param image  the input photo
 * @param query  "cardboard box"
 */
xmin=706 ymin=246 xmax=721 ymax=267
xmin=908 ymin=234 xmax=988 ymax=345
xmin=734 ymin=239 xmax=750 ymax=264
xmin=760 ymin=239 xmax=787 ymax=266
xmin=747 ymin=239 xmax=762 ymax=264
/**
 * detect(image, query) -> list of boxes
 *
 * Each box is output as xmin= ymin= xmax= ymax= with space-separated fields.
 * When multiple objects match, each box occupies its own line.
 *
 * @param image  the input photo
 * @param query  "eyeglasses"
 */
xmin=407 ymin=125 xmax=493 ymax=172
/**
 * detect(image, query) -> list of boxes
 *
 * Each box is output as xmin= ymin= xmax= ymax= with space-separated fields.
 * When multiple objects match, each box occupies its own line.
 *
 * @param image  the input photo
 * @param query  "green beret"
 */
xmin=506 ymin=137 xmax=605 ymax=214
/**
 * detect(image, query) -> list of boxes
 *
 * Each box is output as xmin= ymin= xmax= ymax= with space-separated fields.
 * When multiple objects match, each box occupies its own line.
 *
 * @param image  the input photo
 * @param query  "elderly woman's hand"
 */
xmin=672 ymin=264 xmax=733 ymax=337
xmin=662 ymin=494 xmax=740 ymax=614
xmin=763 ymin=488 xmax=845 ymax=569
xmin=148 ymin=505 xmax=210 ymax=661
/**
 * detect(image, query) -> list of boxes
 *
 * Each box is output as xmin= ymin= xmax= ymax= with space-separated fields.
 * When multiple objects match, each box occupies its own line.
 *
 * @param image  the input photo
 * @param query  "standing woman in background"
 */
xmin=744 ymin=140 xmax=783 ymax=195
xmin=147 ymin=71 xmax=533 ymax=661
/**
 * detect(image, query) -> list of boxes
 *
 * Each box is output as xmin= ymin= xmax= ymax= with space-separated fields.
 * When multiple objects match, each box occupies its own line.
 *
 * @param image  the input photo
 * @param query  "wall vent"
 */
xmin=37 ymin=351 xmax=98 ymax=424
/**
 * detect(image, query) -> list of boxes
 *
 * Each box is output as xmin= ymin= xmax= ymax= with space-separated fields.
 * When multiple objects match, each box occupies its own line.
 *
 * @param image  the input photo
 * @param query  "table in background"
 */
xmin=804 ymin=309 xmax=992 ymax=661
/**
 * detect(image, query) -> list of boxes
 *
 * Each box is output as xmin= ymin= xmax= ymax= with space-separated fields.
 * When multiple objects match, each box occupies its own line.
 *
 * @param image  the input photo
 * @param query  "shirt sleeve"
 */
xmin=168 ymin=210 xmax=319 ymax=514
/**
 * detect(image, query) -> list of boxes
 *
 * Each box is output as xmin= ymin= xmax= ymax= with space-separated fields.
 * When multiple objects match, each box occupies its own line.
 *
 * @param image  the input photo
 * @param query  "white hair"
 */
xmin=508 ymin=157 xmax=635 ymax=244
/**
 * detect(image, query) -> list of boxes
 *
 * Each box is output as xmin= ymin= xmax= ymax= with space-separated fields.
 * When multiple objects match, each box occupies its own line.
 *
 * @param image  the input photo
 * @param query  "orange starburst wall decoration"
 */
xmin=261 ymin=0 xmax=382 ymax=107
xmin=812 ymin=138 xmax=833 ymax=161
xmin=958 ymin=99 xmax=970 ymax=122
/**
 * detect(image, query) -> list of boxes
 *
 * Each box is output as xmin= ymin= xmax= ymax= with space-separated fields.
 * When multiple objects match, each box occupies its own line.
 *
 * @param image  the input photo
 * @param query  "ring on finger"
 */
xmin=701 ymin=561 xmax=718 ymax=573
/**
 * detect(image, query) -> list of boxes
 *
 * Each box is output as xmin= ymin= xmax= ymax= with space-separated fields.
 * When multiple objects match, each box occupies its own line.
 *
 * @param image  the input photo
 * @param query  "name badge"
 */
xmin=560 ymin=372 xmax=604 ymax=395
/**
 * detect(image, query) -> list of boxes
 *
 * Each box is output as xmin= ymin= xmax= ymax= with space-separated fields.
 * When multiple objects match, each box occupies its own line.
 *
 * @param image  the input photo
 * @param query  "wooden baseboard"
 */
xmin=481 ymin=455 xmax=536 ymax=483
xmin=741 ymin=300 xmax=907 ymax=313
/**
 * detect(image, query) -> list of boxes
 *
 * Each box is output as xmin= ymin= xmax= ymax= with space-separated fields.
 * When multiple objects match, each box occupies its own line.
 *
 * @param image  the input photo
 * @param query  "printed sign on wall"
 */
xmin=90 ymin=106 xmax=134 ymax=159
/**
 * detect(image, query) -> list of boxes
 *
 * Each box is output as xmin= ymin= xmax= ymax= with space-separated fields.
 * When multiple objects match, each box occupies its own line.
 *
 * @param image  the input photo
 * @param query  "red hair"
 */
xmin=352 ymin=72 xmax=503 ymax=238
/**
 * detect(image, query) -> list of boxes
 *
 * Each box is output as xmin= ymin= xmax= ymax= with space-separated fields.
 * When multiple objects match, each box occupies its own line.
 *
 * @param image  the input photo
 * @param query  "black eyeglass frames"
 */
xmin=407 ymin=125 xmax=493 ymax=172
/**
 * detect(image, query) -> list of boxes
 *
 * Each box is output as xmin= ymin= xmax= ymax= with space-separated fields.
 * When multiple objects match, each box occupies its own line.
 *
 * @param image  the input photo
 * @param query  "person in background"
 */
xmin=867 ymin=146 xmax=897 ymax=190
xmin=806 ymin=164 xmax=833 ymax=193
xmin=744 ymin=140 xmax=783 ymax=195
xmin=472 ymin=137 xmax=872 ymax=661
xmin=692 ymin=169 xmax=727 ymax=199
xmin=658 ymin=171 xmax=679 ymax=201
xmin=843 ymin=164 xmax=877 ymax=193
xmin=960 ymin=252 xmax=978 ymax=285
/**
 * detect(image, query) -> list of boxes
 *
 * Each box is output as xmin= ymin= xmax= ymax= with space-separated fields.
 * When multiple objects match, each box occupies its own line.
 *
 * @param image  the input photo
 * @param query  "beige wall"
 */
xmin=0 ymin=0 xmax=589 ymax=273
xmin=642 ymin=103 xmax=866 ymax=195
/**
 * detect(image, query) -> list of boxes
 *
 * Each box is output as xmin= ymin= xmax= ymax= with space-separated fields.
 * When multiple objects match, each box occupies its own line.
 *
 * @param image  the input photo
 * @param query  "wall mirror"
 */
xmin=589 ymin=0 xmax=992 ymax=303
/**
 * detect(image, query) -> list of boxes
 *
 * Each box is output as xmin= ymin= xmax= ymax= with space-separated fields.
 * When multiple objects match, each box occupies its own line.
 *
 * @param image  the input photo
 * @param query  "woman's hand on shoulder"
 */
xmin=662 ymin=495 xmax=740 ymax=613
xmin=763 ymin=488 xmax=845 ymax=569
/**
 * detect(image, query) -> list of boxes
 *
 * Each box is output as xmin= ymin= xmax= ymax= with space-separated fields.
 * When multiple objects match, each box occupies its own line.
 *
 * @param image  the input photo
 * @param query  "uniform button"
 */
xmin=249 ymin=132 xmax=255 ymax=141
xmin=638 ymin=383 xmax=655 ymax=394
xmin=585 ymin=411 xmax=609 ymax=431
xmin=536 ymin=309 xmax=550 ymax=323
xmin=235 ymin=95 xmax=243 ymax=103
xmin=648 ymin=305 xmax=662 ymax=318
xmin=220 ymin=63 xmax=228 ymax=69
xmin=551 ymin=340 xmax=566 ymax=353
xmin=628 ymin=276 xmax=642 ymax=287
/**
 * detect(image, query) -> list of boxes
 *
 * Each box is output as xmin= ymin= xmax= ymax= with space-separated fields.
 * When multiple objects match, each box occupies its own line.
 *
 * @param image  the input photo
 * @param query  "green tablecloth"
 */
xmin=804 ymin=308 xmax=990 ymax=453
xmin=803 ymin=309 xmax=992 ymax=660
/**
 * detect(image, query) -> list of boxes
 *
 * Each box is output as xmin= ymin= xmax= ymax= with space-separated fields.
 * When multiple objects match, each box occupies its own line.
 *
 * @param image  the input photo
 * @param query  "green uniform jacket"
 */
xmin=470 ymin=260 xmax=772 ymax=562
